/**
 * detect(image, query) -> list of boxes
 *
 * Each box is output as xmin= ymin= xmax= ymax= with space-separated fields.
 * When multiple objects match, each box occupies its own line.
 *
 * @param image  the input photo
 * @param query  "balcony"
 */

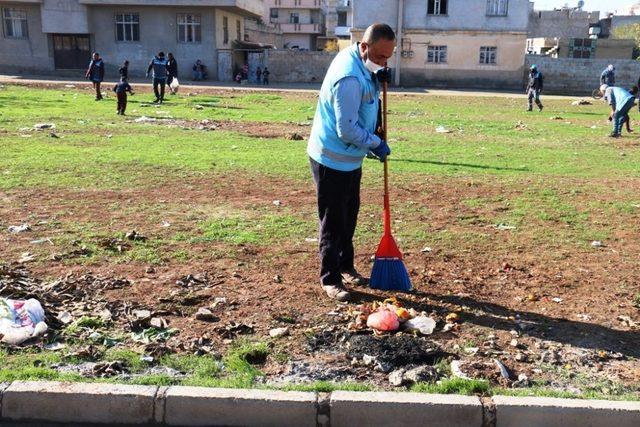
xmin=276 ymin=22 xmax=323 ymax=34
xmin=79 ymin=0 xmax=264 ymax=18
xmin=334 ymin=26 xmax=350 ymax=37
xmin=265 ymin=0 xmax=323 ymax=9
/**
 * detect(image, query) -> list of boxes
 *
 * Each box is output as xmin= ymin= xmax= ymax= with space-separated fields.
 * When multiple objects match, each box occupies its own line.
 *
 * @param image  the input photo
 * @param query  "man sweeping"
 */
xmin=307 ymin=23 xmax=395 ymax=301
xmin=602 ymin=84 xmax=636 ymax=138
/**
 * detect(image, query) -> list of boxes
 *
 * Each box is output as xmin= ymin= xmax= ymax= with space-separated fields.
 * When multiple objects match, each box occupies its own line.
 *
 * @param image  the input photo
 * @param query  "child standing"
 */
xmin=119 ymin=60 xmax=129 ymax=80
xmin=113 ymin=77 xmax=134 ymax=115
xmin=262 ymin=67 xmax=270 ymax=85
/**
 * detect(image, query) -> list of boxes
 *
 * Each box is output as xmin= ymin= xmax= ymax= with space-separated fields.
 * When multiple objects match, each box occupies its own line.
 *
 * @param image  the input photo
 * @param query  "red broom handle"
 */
xmin=382 ymin=80 xmax=391 ymax=237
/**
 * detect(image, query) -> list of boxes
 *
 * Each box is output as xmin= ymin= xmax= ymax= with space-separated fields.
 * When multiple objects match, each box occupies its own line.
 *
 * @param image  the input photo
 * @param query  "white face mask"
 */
xmin=363 ymin=47 xmax=384 ymax=74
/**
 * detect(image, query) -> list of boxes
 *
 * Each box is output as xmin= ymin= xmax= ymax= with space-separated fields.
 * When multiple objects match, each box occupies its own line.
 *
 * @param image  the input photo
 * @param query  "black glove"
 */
xmin=370 ymin=140 xmax=391 ymax=162
xmin=375 ymin=67 xmax=392 ymax=84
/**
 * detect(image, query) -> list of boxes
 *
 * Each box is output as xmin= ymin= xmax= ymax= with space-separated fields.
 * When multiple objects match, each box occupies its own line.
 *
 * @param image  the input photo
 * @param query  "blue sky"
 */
xmin=533 ymin=0 xmax=637 ymax=15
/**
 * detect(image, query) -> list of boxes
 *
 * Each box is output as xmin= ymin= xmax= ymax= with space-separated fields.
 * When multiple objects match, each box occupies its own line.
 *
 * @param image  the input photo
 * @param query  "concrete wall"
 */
xmin=88 ymin=6 xmax=219 ymax=78
xmin=0 ymin=2 xmax=54 ymax=73
xmin=215 ymin=8 xmax=245 ymax=49
xmin=524 ymin=54 xmax=640 ymax=95
xmin=528 ymin=9 xmax=598 ymax=39
xmin=264 ymin=49 xmax=335 ymax=82
xmin=353 ymin=0 xmax=529 ymax=32
xmin=283 ymin=33 xmax=313 ymax=49
xmin=41 ymin=0 xmax=89 ymax=33
xmin=244 ymin=18 xmax=284 ymax=48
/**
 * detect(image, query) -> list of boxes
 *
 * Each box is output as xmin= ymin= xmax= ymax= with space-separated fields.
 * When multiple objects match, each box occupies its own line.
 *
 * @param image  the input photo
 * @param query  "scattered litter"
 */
xmin=450 ymin=360 xmax=470 ymax=379
xmin=125 ymin=230 xmax=147 ymax=242
xmin=515 ymin=121 xmax=527 ymax=130
xmin=161 ymin=220 xmax=171 ymax=227
xmin=403 ymin=316 xmax=436 ymax=335
xmin=435 ymin=126 xmax=452 ymax=134
xmin=175 ymin=274 xmax=211 ymax=289
xmin=420 ymin=246 xmax=432 ymax=253
xmin=44 ymin=342 xmax=67 ymax=351
xmin=17 ymin=252 xmax=36 ymax=264
xmin=131 ymin=327 xmax=178 ymax=344
xmin=304 ymin=238 xmax=318 ymax=243
xmin=7 ymin=224 xmax=31 ymax=233
xmin=272 ymin=200 xmax=282 ymax=206
xmin=494 ymin=359 xmax=511 ymax=380
xmin=571 ymin=99 xmax=592 ymax=106
xmin=445 ymin=313 xmax=460 ymax=323
xmin=30 ymin=238 xmax=53 ymax=245
xmin=273 ymin=275 xmax=283 ymax=283
xmin=552 ymin=297 xmax=563 ymax=304
xmin=618 ymin=315 xmax=639 ymax=329
xmin=57 ymin=311 xmax=73 ymax=325
xmin=495 ymin=223 xmax=516 ymax=231
xmin=0 ymin=298 xmax=48 ymax=345
xmin=590 ymin=125 xmax=598 ymax=129
xmin=366 ymin=309 xmax=400 ymax=332
xmin=194 ymin=105 xmax=204 ymax=110
xmin=286 ymin=132 xmax=304 ymax=141
xmin=33 ymin=123 xmax=56 ymax=130
xmin=49 ymin=132 xmax=61 ymax=139
xmin=134 ymin=116 xmax=157 ymax=123
xmin=550 ymin=116 xmax=563 ymax=120
xmin=591 ymin=240 xmax=603 ymax=248
xmin=269 ymin=327 xmax=290 ymax=338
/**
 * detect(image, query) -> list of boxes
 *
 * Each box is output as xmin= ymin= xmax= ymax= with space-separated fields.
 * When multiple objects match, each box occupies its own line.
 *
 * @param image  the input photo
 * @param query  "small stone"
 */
xmin=145 ymin=266 xmax=156 ymax=274
xmin=404 ymin=365 xmax=438 ymax=383
xmin=591 ymin=240 xmax=603 ymax=248
xmin=195 ymin=308 xmax=219 ymax=322
xmin=388 ymin=369 xmax=407 ymax=387
xmin=273 ymin=275 xmax=283 ymax=283
xmin=269 ymin=327 xmax=290 ymax=338
xmin=510 ymin=339 xmax=519 ymax=348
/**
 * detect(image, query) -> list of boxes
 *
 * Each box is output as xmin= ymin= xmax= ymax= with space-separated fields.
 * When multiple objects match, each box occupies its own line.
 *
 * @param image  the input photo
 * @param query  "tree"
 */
xmin=612 ymin=23 xmax=640 ymax=59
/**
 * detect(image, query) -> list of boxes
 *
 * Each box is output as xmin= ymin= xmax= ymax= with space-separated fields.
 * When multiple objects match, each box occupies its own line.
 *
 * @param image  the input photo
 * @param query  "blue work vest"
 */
xmin=307 ymin=43 xmax=380 ymax=172
xmin=152 ymin=57 xmax=168 ymax=79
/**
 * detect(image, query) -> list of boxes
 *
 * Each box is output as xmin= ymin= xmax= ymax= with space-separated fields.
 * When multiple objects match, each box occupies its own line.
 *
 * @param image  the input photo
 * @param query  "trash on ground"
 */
xmin=33 ymin=123 xmax=56 ymax=130
xmin=269 ymin=327 xmax=290 ymax=338
xmin=403 ymin=316 xmax=436 ymax=335
xmin=17 ymin=252 xmax=36 ymax=264
xmin=591 ymin=240 xmax=603 ymax=248
xmin=0 ymin=298 xmax=48 ymax=345
xmin=125 ymin=230 xmax=147 ymax=242
xmin=571 ymin=99 xmax=592 ymax=106
xmin=435 ymin=126 xmax=452 ymax=133
xmin=7 ymin=224 xmax=31 ymax=233
xmin=195 ymin=308 xmax=219 ymax=322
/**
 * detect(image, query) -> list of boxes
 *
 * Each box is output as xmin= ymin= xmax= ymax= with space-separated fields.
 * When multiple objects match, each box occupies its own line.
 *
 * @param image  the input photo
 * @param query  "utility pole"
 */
xmin=394 ymin=0 xmax=404 ymax=86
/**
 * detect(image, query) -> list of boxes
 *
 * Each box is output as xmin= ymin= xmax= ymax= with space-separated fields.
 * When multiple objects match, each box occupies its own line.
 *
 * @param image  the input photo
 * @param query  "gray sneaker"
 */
xmin=341 ymin=268 xmax=369 ymax=286
xmin=322 ymin=284 xmax=351 ymax=302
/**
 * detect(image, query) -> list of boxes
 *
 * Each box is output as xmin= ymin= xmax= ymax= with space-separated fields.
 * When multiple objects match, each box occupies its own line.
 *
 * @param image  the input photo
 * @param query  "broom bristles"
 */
xmin=370 ymin=257 xmax=412 ymax=292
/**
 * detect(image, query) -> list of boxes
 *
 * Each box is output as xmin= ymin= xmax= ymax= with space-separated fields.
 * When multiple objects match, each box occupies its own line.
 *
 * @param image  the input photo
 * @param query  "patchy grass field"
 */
xmin=0 ymin=82 xmax=639 ymax=400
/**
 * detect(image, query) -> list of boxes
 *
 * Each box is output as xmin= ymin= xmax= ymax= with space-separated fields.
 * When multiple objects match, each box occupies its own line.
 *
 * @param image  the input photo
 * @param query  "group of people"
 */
xmin=235 ymin=64 xmax=270 ymax=85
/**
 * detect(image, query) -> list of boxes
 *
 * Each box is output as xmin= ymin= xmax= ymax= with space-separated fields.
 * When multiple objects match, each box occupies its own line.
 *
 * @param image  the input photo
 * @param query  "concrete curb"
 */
xmin=0 ymin=381 xmax=638 ymax=426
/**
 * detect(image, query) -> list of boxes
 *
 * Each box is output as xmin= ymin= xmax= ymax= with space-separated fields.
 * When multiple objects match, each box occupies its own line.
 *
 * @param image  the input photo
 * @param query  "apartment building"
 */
xmin=0 ymin=0 xmax=263 ymax=80
xmin=263 ymin=0 xmax=324 ymax=50
xmin=352 ymin=0 xmax=530 ymax=89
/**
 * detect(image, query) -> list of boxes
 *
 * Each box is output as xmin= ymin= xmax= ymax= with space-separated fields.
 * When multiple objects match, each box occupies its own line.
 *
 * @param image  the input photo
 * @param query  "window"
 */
xmin=289 ymin=13 xmax=299 ymax=24
xmin=270 ymin=8 xmax=278 ymax=21
xmin=427 ymin=0 xmax=447 ymax=15
xmin=115 ymin=13 xmax=139 ymax=42
xmin=236 ymin=20 xmax=241 ymax=41
xmin=479 ymin=46 xmax=497 ymax=64
xmin=3 ymin=8 xmax=28 ymax=39
xmin=337 ymin=11 xmax=347 ymax=26
xmin=177 ymin=14 xmax=201 ymax=43
xmin=486 ymin=0 xmax=508 ymax=16
xmin=427 ymin=46 xmax=447 ymax=63
xmin=569 ymin=38 xmax=594 ymax=58
xmin=223 ymin=16 xmax=228 ymax=44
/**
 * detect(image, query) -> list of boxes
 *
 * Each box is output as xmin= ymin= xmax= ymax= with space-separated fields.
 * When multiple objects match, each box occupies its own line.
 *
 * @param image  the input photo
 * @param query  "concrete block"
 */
xmin=0 ymin=382 xmax=9 ymax=419
xmin=330 ymin=391 xmax=483 ymax=427
xmin=494 ymin=395 xmax=640 ymax=427
xmin=164 ymin=387 xmax=318 ymax=426
xmin=1 ymin=381 xmax=157 ymax=425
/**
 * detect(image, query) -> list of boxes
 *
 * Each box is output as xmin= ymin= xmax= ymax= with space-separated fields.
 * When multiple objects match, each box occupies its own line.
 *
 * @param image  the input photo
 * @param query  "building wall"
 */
xmin=41 ymin=0 xmax=89 ymax=33
xmin=244 ymin=18 xmax=283 ymax=48
xmin=0 ymin=2 xmax=53 ymax=73
xmin=283 ymin=33 xmax=313 ymax=49
xmin=527 ymin=9 xmax=599 ymax=39
xmin=264 ymin=49 xmax=335 ymax=82
xmin=214 ymin=8 xmax=245 ymax=49
xmin=524 ymin=54 xmax=640 ymax=95
xmin=353 ymin=0 xmax=529 ymax=32
xmin=88 ymin=6 xmax=219 ymax=78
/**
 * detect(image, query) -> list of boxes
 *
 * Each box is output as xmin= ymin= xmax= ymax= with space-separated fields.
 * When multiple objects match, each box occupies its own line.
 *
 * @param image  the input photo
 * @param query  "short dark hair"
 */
xmin=158 ymin=51 xmax=165 ymax=57
xmin=631 ymin=86 xmax=639 ymax=95
xmin=362 ymin=23 xmax=396 ymax=45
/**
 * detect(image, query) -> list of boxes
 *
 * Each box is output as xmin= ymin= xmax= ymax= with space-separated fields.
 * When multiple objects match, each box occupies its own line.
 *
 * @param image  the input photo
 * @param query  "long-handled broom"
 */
xmin=369 ymin=78 xmax=412 ymax=292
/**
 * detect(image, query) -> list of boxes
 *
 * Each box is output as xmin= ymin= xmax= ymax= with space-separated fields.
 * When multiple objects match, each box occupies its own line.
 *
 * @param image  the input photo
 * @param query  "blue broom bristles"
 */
xmin=370 ymin=257 xmax=412 ymax=292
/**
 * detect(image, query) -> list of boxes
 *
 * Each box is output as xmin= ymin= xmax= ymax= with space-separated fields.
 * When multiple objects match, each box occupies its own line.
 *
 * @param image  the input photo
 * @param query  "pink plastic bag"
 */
xmin=366 ymin=309 xmax=400 ymax=332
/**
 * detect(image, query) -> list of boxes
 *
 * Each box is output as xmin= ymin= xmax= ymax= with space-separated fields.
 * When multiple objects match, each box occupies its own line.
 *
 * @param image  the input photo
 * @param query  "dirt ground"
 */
xmin=2 ymin=169 xmax=639 ymax=392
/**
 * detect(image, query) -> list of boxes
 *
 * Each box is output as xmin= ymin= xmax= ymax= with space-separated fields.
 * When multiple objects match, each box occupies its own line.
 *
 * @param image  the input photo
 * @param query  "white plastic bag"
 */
xmin=0 ymin=298 xmax=48 ymax=345
xmin=170 ymin=77 xmax=180 ymax=93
